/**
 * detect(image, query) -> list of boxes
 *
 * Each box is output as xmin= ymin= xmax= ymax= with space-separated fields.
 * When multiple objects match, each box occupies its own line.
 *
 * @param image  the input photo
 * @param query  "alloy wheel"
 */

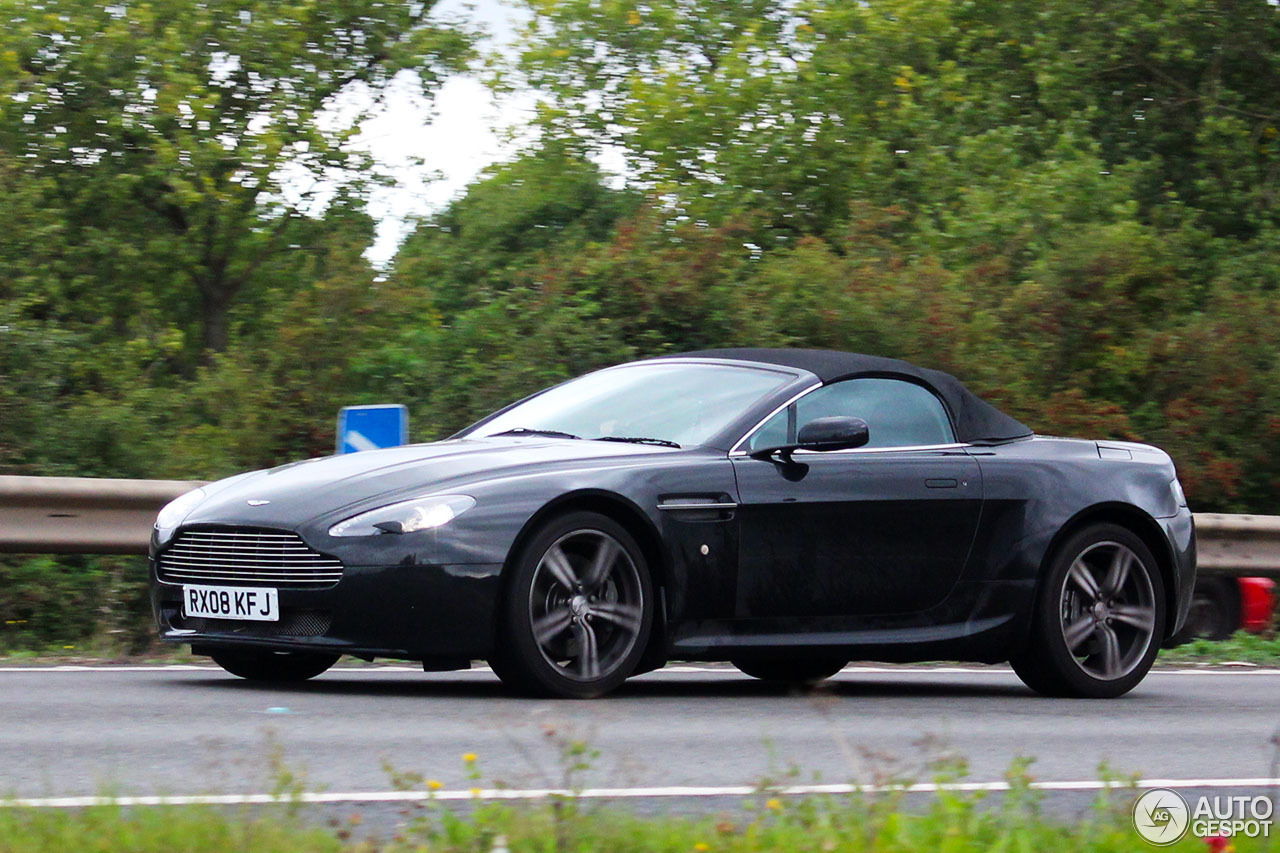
xmin=1058 ymin=541 xmax=1158 ymax=681
xmin=528 ymin=528 xmax=645 ymax=682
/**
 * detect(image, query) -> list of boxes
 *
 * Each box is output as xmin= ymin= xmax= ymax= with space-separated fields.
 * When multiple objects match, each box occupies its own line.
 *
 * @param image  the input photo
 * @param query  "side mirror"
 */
xmin=796 ymin=416 xmax=870 ymax=452
xmin=749 ymin=416 xmax=870 ymax=461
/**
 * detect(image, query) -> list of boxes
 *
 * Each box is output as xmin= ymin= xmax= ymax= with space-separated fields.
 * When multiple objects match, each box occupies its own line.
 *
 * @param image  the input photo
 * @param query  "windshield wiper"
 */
xmin=491 ymin=427 xmax=581 ymax=440
xmin=595 ymin=436 xmax=682 ymax=449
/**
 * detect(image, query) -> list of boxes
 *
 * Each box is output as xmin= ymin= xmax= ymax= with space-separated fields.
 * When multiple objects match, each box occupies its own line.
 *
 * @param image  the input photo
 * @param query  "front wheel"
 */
xmin=209 ymin=649 xmax=339 ymax=682
xmin=489 ymin=512 xmax=654 ymax=699
xmin=1011 ymin=523 xmax=1165 ymax=698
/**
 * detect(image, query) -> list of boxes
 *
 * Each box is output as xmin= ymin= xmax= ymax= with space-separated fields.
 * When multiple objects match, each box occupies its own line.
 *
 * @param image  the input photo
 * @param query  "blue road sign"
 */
xmin=337 ymin=404 xmax=409 ymax=454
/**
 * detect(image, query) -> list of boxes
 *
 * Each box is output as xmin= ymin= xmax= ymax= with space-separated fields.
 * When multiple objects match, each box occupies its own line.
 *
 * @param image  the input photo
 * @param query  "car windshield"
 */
xmin=469 ymin=362 xmax=795 ymax=448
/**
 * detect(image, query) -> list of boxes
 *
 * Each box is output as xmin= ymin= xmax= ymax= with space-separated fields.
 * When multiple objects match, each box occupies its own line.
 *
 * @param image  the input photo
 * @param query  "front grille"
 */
xmin=157 ymin=527 xmax=343 ymax=587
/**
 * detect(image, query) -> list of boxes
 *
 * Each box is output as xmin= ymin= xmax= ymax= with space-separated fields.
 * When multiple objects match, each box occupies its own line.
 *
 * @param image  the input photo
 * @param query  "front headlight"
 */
xmin=156 ymin=487 xmax=207 ymax=529
xmin=328 ymin=494 xmax=476 ymax=537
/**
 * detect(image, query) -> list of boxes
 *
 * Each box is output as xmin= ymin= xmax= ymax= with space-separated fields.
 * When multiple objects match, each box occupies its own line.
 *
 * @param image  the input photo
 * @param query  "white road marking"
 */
xmin=0 ymin=663 xmax=1278 ymax=675
xmin=5 ymin=777 xmax=1280 ymax=809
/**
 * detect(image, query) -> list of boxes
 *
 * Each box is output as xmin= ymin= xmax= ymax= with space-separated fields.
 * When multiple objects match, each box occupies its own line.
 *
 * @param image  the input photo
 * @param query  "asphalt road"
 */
xmin=1 ymin=664 xmax=1277 ymax=808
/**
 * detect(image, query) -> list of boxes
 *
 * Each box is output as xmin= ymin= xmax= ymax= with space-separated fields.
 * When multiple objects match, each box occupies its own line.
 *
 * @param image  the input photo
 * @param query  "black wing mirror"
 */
xmin=797 ymin=416 xmax=870 ymax=451
xmin=749 ymin=416 xmax=870 ymax=461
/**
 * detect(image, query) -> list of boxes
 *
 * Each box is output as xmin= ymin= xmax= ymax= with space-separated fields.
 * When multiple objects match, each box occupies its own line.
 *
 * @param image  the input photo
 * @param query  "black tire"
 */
xmin=209 ymin=649 xmax=339 ymax=682
xmin=1168 ymin=578 xmax=1241 ymax=645
xmin=731 ymin=656 xmax=848 ymax=685
xmin=489 ymin=511 xmax=654 ymax=699
xmin=1011 ymin=523 xmax=1166 ymax=698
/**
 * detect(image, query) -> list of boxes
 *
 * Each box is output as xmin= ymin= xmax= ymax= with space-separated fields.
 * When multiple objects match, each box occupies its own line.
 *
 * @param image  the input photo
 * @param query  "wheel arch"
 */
xmin=1041 ymin=502 xmax=1180 ymax=640
xmin=495 ymin=489 xmax=671 ymax=658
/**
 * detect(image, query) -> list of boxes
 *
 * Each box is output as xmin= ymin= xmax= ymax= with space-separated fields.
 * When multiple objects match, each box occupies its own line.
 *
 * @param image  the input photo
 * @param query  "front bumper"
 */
xmin=150 ymin=560 xmax=503 ymax=661
xmin=1161 ymin=506 xmax=1197 ymax=640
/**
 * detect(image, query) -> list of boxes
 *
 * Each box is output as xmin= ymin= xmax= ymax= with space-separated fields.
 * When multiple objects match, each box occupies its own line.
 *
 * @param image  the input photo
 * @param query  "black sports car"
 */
xmin=150 ymin=349 xmax=1195 ymax=698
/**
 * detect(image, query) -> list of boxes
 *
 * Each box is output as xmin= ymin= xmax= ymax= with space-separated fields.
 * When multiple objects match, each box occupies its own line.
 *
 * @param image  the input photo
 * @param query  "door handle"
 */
xmin=925 ymin=478 xmax=959 ymax=489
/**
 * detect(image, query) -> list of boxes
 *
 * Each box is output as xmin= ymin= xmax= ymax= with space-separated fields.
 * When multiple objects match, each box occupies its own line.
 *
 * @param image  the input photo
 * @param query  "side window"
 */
xmin=746 ymin=403 xmax=792 ymax=452
xmin=747 ymin=377 xmax=955 ymax=451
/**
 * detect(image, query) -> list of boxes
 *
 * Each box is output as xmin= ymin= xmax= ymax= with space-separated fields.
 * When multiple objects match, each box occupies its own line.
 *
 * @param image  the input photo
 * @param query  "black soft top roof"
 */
xmin=666 ymin=348 xmax=1032 ymax=444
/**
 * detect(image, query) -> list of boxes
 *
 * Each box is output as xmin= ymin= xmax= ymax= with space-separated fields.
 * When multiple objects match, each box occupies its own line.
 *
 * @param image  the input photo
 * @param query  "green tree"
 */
xmin=394 ymin=143 xmax=639 ymax=318
xmin=0 ymin=0 xmax=471 ymax=356
xmin=513 ymin=0 xmax=1280 ymax=242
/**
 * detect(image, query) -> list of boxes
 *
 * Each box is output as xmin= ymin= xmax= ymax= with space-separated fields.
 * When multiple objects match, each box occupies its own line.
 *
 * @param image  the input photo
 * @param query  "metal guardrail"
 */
xmin=1190 ymin=513 xmax=1280 ymax=578
xmin=1 ymin=476 xmax=1279 ymax=577
xmin=0 ymin=476 xmax=203 ymax=554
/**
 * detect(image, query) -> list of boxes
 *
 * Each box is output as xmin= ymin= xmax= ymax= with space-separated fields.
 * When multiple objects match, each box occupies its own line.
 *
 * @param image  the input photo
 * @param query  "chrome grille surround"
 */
xmin=157 ymin=527 xmax=343 ymax=587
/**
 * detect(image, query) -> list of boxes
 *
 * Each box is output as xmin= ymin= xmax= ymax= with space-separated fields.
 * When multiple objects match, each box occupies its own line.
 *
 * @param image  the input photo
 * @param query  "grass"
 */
xmin=1159 ymin=630 xmax=1280 ymax=666
xmin=0 ymin=804 xmax=342 ymax=852
xmin=0 ymin=646 xmax=200 ymax=666
xmin=0 ymin=781 xmax=1266 ymax=852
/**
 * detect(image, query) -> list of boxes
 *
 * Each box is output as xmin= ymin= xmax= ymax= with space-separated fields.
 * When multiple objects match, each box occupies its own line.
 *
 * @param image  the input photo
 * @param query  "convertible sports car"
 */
xmin=150 ymin=349 xmax=1195 ymax=699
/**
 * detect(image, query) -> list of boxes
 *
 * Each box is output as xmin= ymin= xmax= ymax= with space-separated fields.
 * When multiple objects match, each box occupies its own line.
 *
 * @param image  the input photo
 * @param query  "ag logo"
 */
xmin=1133 ymin=788 xmax=1190 ymax=845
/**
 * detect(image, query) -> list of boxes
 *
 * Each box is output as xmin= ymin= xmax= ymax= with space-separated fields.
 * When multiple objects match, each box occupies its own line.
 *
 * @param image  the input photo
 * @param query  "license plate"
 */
xmin=183 ymin=584 xmax=279 ymax=622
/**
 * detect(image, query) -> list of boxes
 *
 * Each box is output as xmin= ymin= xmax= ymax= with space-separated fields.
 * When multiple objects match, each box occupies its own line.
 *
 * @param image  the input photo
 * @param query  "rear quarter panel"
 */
xmin=965 ymin=437 xmax=1186 ymax=612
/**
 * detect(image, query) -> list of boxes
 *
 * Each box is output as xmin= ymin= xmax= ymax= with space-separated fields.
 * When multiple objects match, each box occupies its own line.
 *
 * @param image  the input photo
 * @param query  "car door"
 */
xmin=731 ymin=377 xmax=983 ymax=619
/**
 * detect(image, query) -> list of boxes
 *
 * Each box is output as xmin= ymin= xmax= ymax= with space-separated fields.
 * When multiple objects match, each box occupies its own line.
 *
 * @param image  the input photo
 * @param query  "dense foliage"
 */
xmin=4 ymin=3 xmax=1280 ymax=648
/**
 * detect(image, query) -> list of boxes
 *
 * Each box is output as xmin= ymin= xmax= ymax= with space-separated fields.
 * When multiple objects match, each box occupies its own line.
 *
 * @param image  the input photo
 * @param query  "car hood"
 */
xmin=178 ymin=436 xmax=676 ymax=528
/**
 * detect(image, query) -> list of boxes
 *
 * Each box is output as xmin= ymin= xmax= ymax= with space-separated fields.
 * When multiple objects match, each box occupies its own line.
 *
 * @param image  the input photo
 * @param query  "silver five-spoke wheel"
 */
xmin=1011 ymin=523 xmax=1166 ymax=698
xmin=530 ymin=529 xmax=645 ymax=682
xmin=489 ymin=511 xmax=654 ymax=699
xmin=1059 ymin=541 xmax=1157 ymax=681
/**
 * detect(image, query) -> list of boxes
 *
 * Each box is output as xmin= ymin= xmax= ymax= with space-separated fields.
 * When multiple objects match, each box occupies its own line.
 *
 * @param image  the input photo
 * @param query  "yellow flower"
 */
xmin=462 ymin=752 xmax=477 ymax=763
xmin=694 ymin=844 xmax=710 ymax=852
xmin=765 ymin=798 xmax=782 ymax=811
xmin=893 ymin=75 xmax=912 ymax=90
xmin=470 ymin=787 xmax=483 ymax=798
xmin=427 ymin=779 xmax=443 ymax=790
xmin=627 ymin=10 xmax=642 ymax=25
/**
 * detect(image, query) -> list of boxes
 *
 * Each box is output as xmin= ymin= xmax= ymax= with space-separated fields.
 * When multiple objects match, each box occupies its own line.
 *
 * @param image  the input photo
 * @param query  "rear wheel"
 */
xmin=489 ymin=512 xmax=654 ymax=699
xmin=1011 ymin=523 xmax=1165 ymax=698
xmin=732 ymin=656 xmax=847 ymax=685
xmin=209 ymin=649 xmax=339 ymax=682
